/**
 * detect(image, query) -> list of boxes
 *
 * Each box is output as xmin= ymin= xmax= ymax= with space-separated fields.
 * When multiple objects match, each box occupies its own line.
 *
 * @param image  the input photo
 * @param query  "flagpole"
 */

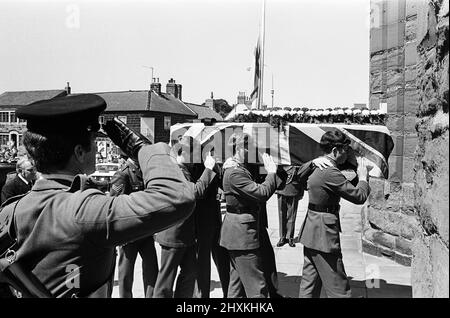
xmin=258 ymin=0 xmax=266 ymax=110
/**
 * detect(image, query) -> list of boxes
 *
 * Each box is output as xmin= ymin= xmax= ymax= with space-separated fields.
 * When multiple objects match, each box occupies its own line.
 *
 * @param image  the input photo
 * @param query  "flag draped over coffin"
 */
xmin=170 ymin=122 xmax=394 ymax=179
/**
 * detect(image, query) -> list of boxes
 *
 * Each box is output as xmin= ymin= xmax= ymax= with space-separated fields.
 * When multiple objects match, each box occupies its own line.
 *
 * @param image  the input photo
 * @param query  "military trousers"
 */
xmin=259 ymin=227 xmax=283 ymax=298
xmin=277 ymin=194 xmax=300 ymax=240
xmin=195 ymin=226 xmax=230 ymax=298
xmin=227 ymin=249 xmax=268 ymax=298
xmin=153 ymin=245 xmax=197 ymax=298
xmin=299 ymin=247 xmax=352 ymax=298
xmin=118 ymin=235 xmax=158 ymax=298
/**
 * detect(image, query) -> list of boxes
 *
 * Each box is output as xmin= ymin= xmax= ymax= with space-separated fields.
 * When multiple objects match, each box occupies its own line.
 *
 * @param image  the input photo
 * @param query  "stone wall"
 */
xmin=367 ymin=0 xmax=448 ymax=297
xmin=412 ymin=0 xmax=448 ymax=298
xmin=364 ymin=0 xmax=425 ymax=266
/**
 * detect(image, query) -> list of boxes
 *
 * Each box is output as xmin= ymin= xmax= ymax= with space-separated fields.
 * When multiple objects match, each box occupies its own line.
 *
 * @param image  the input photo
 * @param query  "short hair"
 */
xmin=23 ymin=130 xmax=92 ymax=173
xmin=227 ymin=132 xmax=251 ymax=155
xmin=16 ymin=156 xmax=32 ymax=172
xmin=319 ymin=130 xmax=350 ymax=154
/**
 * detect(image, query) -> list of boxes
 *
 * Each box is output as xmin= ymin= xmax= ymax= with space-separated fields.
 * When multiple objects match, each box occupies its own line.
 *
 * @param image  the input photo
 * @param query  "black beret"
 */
xmin=16 ymin=94 xmax=106 ymax=134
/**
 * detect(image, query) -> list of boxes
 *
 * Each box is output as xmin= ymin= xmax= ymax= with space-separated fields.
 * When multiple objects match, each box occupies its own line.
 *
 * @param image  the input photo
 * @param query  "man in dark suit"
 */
xmin=298 ymin=130 xmax=371 ymax=298
xmin=153 ymin=137 xmax=217 ymax=298
xmin=1 ymin=157 xmax=36 ymax=203
xmin=109 ymin=157 xmax=159 ymax=298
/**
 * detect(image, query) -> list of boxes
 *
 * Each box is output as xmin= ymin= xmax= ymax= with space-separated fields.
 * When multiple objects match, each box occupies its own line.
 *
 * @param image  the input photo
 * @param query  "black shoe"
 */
xmin=276 ymin=238 xmax=288 ymax=247
xmin=288 ymin=238 xmax=296 ymax=247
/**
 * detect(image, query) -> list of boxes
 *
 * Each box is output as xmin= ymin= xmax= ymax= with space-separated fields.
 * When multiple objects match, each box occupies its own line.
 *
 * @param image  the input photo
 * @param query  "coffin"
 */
xmin=170 ymin=122 xmax=394 ymax=179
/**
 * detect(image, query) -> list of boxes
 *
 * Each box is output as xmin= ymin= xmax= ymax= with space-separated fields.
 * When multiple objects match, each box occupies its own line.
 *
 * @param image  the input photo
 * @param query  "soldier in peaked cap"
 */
xmin=0 ymin=94 xmax=196 ymax=298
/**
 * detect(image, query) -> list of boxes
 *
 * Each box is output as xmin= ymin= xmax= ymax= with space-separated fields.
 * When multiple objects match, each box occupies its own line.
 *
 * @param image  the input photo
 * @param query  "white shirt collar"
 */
xmin=18 ymin=173 xmax=29 ymax=185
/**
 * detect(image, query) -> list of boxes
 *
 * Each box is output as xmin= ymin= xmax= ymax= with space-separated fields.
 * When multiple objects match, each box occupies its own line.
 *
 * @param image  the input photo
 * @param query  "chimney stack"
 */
xmin=237 ymin=92 xmax=247 ymax=105
xmin=150 ymin=77 xmax=161 ymax=95
xmin=205 ymin=91 xmax=214 ymax=109
xmin=166 ymin=78 xmax=178 ymax=97
xmin=176 ymin=84 xmax=182 ymax=100
xmin=65 ymin=82 xmax=71 ymax=95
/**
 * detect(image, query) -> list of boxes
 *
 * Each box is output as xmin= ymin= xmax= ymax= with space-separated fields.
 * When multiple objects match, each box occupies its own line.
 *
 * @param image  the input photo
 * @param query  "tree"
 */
xmin=202 ymin=99 xmax=233 ymax=118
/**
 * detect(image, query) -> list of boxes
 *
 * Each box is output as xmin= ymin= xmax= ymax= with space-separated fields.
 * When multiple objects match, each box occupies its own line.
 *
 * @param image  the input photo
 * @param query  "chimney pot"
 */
xmin=65 ymin=82 xmax=71 ymax=95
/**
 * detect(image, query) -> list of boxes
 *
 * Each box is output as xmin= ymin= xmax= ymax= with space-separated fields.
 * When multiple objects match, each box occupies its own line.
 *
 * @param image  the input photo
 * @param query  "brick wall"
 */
xmin=102 ymin=111 xmax=196 ymax=143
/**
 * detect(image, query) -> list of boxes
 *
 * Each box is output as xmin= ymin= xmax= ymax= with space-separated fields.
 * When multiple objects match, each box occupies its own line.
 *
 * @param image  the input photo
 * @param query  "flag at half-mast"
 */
xmin=250 ymin=37 xmax=261 ymax=108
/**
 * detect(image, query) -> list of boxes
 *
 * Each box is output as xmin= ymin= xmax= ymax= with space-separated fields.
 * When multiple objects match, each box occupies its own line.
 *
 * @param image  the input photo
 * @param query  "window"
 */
xmin=10 ymin=112 xmax=17 ymax=123
xmin=0 ymin=112 xmax=9 ymax=123
xmin=118 ymin=116 xmax=127 ymax=124
xmin=99 ymin=116 xmax=105 ymax=124
xmin=0 ymin=134 xmax=9 ymax=146
xmin=164 ymin=116 xmax=171 ymax=130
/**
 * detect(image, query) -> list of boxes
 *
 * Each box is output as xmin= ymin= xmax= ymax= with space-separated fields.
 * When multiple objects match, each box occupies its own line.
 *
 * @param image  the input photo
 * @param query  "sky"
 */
xmin=0 ymin=0 xmax=370 ymax=108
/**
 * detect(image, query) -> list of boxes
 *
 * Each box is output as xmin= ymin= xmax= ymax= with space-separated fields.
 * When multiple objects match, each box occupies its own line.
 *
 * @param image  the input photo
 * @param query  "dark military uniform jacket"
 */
xmin=219 ymin=161 xmax=278 ymax=251
xmin=194 ymin=164 xmax=222 ymax=241
xmin=0 ymin=143 xmax=196 ymax=298
xmin=275 ymin=162 xmax=318 ymax=197
xmin=109 ymin=159 xmax=144 ymax=197
xmin=298 ymin=157 xmax=370 ymax=254
xmin=155 ymin=164 xmax=216 ymax=248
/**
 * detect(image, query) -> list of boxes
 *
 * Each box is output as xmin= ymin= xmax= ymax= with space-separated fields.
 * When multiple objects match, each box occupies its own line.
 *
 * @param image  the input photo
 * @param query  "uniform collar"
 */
xmin=17 ymin=174 xmax=29 ymax=186
xmin=324 ymin=155 xmax=338 ymax=168
xmin=32 ymin=174 xmax=76 ymax=190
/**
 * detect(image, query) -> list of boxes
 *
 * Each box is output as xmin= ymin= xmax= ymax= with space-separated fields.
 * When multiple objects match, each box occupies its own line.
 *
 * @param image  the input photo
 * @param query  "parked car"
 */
xmin=90 ymin=163 xmax=121 ymax=193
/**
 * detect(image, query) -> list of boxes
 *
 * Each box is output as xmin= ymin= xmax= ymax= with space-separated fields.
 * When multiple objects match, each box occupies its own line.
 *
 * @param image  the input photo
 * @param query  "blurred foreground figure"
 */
xmin=0 ymin=95 xmax=195 ymax=298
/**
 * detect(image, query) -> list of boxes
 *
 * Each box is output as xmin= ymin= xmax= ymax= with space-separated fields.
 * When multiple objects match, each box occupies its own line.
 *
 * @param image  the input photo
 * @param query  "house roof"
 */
xmin=185 ymin=103 xmax=223 ymax=121
xmin=0 ymin=90 xmax=67 ymax=107
xmin=96 ymin=90 xmax=196 ymax=116
xmin=95 ymin=91 xmax=148 ymax=112
xmin=149 ymin=91 xmax=196 ymax=116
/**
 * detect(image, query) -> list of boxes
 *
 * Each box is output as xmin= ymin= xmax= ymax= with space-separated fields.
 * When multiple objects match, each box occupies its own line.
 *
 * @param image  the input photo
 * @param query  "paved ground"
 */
xmin=111 ymin=193 xmax=412 ymax=298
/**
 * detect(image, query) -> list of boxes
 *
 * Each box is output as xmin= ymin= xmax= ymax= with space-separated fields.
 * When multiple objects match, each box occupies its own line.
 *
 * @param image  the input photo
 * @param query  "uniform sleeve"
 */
xmin=73 ymin=143 xmax=196 ymax=247
xmin=229 ymin=169 xmax=277 ymax=203
xmin=109 ymin=171 xmax=129 ymax=196
xmin=325 ymin=168 xmax=370 ymax=204
xmin=193 ymin=168 xmax=216 ymax=199
xmin=293 ymin=161 xmax=315 ymax=183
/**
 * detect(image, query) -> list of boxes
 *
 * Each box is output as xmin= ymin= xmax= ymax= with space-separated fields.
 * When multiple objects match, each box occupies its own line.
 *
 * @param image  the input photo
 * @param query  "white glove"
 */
xmin=356 ymin=157 xmax=369 ymax=181
xmin=204 ymin=154 xmax=216 ymax=170
xmin=262 ymin=153 xmax=277 ymax=174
